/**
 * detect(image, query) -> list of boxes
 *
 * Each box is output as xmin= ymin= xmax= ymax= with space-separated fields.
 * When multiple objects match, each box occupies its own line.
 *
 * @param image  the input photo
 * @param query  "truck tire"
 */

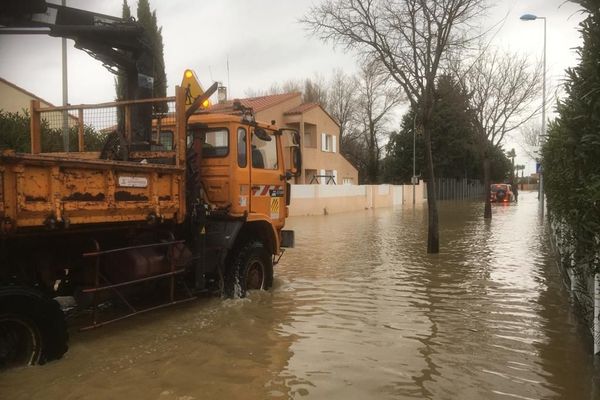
xmin=0 ymin=287 xmax=68 ymax=369
xmin=224 ymin=241 xmax=273 ymax=298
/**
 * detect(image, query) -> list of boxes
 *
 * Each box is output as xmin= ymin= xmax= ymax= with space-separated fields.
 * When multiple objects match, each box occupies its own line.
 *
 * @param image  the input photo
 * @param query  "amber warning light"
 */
xmin=181 ymin=69 xmax=212 ymax=110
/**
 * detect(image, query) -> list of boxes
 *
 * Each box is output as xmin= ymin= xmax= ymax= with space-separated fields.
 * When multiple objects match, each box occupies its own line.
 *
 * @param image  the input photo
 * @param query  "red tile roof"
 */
xmin=283 ymin=102 xmax=319 ymax=115
xmin=284 ymin=101 xmax=340 ymax=128
xmin=201 ymin=92 xmax=340 ymax=128
xmin=210 ymin=92 xmax=301 ymax=114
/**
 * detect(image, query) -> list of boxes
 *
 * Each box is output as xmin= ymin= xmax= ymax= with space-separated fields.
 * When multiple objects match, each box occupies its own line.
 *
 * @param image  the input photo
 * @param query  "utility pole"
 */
xmin=412 ymin=113 xmax=417 ymax=206
xmin=520 ymin=13 xmax=547 ymax=216
xmin=61 ymin=0 xmax=69 ymax=152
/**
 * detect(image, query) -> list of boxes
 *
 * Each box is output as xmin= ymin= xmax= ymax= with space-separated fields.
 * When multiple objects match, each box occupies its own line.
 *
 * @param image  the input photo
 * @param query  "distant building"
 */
xmin=0 ymin=77 xmax=77 ymax=129
xmin=0 ymin=77 xmax=55 ymax=113
xmin=213 ymin=93 xmax=358 ymax=185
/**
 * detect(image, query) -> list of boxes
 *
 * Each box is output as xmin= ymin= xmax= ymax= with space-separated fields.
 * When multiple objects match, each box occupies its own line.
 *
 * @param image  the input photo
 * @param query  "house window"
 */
xmin=304 ymin=124 xmax=317 ymax=148
xmin=305 ymin=169 xmax=317 ymax=184
xmin=321 ymin=133 xmax=337 ymax=153
xmin=343 ymin=178 xmax=353 ymax=185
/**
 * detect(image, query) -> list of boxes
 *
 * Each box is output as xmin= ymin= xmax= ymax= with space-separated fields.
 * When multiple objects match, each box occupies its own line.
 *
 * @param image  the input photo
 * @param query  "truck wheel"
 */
xmin=0 ymin=287 xmax=68 ymax=369
xmin=224 ymin=241 xmax=273 ymax=298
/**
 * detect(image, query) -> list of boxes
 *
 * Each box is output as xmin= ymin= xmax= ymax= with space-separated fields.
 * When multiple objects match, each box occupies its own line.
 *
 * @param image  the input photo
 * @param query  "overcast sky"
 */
xmin=0 ymin=0 xmax=587 ymax=173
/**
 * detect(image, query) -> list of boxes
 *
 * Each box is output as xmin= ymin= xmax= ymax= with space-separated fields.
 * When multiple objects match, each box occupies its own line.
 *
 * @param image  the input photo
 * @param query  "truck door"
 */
xmin=249 ymin=128 xmax=284 ymax=222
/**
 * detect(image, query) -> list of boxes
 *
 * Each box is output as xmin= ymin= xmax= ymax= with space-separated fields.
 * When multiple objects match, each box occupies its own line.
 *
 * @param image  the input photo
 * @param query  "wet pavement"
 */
xmin=1 ymin=191 xmax=598 ymax=399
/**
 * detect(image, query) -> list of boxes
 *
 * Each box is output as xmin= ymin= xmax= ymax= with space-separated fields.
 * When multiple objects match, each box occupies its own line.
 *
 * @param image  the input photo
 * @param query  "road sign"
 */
xmin=181 ymin=69 xmax=210 ymax=111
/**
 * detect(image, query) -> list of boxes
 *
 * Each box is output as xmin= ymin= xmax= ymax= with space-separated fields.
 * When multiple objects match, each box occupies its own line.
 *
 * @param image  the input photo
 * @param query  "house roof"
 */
xmin=210 ymin=92 xmax=301 ymax=114
xmin=284 ymin=102 xmax=319 ymax=115
xmin=205 ymin=92 xmax=341 ymax=128
xmin=284 ymin=101 xmax=341 ymax=128
xmin=0 ymin=76 xmax=57 ymax=107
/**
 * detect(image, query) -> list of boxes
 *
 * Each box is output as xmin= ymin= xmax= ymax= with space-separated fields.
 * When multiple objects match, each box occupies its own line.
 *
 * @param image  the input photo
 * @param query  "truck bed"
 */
xmin=0 ymin=151 xmax=184 ymax=234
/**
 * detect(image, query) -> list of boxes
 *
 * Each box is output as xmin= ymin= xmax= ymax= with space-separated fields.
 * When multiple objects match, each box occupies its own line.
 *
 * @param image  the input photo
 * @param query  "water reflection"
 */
xmin=277 ymin=192 xmax=597 ymax=399
xmin=0 ymin=192 xmax=597 ymax=399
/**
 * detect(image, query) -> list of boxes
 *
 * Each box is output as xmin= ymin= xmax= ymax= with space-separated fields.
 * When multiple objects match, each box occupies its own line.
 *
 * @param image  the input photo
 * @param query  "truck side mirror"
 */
xmin=292 ymin=131 xmax=300 ymax=145
xmin=276 ymin=128 xmax=300 ymax=145
xmin=288 ymin=146 xmax=302 ymax=177
xmin=254 ymin=127 xmax=271 ymax=141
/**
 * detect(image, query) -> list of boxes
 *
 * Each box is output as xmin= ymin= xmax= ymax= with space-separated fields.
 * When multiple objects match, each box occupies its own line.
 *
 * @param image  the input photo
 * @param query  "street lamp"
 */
xmin=520 ymin=13 xmax=546 ymax=216
xmin=412 ymin=112 xmax=418 ymax=206
xmin=62 ymin=0 xmax=69 ymax=152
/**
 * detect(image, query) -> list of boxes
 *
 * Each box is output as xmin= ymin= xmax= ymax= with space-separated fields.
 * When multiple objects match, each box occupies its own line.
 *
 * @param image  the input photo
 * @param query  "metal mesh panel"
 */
xmin=38 ymin=99 xmax=176 ymax=153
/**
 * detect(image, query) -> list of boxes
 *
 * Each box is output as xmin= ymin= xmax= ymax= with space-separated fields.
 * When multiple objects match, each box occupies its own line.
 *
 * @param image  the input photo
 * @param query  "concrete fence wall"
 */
xmin=549 ymin=215 xmax=600 ymax=355
xmin=289 ymin=183 xmax=426 ymax=216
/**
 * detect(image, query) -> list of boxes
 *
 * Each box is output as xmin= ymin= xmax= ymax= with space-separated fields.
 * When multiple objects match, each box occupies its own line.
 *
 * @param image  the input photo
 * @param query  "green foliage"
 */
xmin=0 ymin=109 xmax=30 ymax=152
xmin=0 ymin=109 xmax=107 ymax=153
xmin=543 ymin=3 xmax=600 ymax=273
xmin=383 ymin=76 xmax=511 ymax=184
xmin=115 ymin=0 xmax=167 ymax=102
xmin=115 ymin=0 xmax=132 ymax=101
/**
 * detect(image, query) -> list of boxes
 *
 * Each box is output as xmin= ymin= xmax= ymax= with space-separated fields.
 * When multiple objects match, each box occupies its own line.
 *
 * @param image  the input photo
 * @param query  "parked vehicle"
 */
xmin=490 ymin=183 xmax=516 ymax=203
xmin=0 ymin=2 xmax=300 ymax=369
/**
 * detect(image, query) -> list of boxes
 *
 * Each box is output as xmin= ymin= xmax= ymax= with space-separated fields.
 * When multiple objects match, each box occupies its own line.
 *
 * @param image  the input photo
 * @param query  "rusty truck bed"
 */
xmin=0 ymin=151 xmax=185 ymax=234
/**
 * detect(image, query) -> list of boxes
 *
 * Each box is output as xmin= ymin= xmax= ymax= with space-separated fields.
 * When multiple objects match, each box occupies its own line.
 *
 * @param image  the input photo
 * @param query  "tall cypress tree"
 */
xmin=114 ymin=0 xmax=167 ymax=101
xmin=136 ymin=0 xmax=167 ymax=100
xmin=115 ymin=0 xmax=132 ymax=101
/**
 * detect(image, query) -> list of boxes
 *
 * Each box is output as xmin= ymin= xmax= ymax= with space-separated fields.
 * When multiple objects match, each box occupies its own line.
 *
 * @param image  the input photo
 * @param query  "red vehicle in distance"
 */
xmin=490 ymin=184 xmax=516 ymax=203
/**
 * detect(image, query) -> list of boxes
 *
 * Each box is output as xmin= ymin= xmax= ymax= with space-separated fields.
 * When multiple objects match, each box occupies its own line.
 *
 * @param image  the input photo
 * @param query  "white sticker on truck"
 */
xmin=118 ymin=176 xmax=148 ymax=188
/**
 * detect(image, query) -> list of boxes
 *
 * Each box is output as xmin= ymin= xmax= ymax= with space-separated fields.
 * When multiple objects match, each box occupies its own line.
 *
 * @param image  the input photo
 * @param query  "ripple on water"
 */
xmin=0 ymin=193 xmax=596 ymax=400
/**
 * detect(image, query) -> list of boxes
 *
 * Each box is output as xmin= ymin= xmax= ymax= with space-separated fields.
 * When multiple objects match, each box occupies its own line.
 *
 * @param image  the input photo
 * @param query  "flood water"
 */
xmin=1 ymin=191 xmax=598 ymax=399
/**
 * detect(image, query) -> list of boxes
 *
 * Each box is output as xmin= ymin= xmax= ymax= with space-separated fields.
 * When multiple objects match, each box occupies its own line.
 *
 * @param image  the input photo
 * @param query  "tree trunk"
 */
xmin=367 ymin=151 xmax=378 ymax=183
xmin=483 ymin=156 xmax=492 ymax=219
xmin=423 ymin=123 xmax=439 ymax=253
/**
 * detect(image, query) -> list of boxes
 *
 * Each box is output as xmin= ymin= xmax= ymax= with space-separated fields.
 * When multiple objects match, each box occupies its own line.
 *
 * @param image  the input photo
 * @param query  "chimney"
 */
xmin=218 ymin=84 xmax=227 ymax=104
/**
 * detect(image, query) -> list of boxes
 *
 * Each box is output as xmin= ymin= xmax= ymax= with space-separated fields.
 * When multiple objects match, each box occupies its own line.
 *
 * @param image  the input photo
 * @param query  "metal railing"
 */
xmin=435 ymin=178 xmax=485 ymax=200
xmin=80 ymin=237 xmax=195 ymax=330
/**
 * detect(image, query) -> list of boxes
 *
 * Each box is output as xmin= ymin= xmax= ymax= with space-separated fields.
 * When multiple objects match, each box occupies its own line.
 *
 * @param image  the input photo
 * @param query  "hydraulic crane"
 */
xmin=0 ymin=0 xmax=155 ymax=146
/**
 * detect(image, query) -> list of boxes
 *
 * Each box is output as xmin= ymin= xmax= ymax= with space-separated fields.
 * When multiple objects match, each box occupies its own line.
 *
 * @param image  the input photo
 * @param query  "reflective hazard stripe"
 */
xmin=270 ymin=197 xmax=280 ymax=219
xmin=252 ymin=185 xmax=283 ymax=196
xmin=271 ymin=198 xmax=280 ymax=212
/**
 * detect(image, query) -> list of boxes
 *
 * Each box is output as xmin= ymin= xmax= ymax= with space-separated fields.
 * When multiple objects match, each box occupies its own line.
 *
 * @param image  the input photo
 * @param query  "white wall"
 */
xmin=289 ymin=183 xmax=425 ymax=216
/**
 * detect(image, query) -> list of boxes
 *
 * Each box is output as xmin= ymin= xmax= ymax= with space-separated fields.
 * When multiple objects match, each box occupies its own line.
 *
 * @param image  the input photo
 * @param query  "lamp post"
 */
xmin=412 ymin=112 xmax=417 ymax=206
xmin=61 ymin=0 xmax=69 ymax=152
xmin=520 ymin=13 xmax=546 ymax=216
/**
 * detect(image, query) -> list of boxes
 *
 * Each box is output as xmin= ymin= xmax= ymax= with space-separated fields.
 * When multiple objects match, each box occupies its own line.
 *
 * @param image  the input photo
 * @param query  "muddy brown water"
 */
xmin=1 ymin=191 xmax=598 ymax=399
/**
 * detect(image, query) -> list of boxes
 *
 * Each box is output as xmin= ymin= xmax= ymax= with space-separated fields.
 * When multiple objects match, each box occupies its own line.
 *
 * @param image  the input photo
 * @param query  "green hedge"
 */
xmin=543 ymin=1 xmax=600 ymax=273
xmin=0 ymin=109 xmax=107 ymax=153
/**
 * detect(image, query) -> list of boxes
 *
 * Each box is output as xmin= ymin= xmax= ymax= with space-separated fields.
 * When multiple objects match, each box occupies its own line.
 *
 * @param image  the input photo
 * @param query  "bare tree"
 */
xmin=303 ymin=0 xmax=487 ymax=253
xmin=245 ymin=77 xmax=328 ymax=107
xmin=518 ymin=122 xmax=542 ymax=161
xmin=354 ymin=61 xmax=402 ymax=183
xmin=328 ymin=69 xmax=358 ymax=142
xmin=245 ymin=79 xmax=303 ymax=98
xmin=454 ymin=49 xmax=542 ymax=218
xmin=304 ymin=77 xmax=330 ymax=108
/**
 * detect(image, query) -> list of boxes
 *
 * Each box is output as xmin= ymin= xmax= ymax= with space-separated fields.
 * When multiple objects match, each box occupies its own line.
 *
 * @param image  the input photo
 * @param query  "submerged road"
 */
xmin=1 ymin=191 xmax=598 ymax=399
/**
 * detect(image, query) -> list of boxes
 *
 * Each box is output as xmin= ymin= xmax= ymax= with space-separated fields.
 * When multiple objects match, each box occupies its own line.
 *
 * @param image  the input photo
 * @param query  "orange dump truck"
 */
xmin=0 ymin=76 xmax=300 ymax=368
